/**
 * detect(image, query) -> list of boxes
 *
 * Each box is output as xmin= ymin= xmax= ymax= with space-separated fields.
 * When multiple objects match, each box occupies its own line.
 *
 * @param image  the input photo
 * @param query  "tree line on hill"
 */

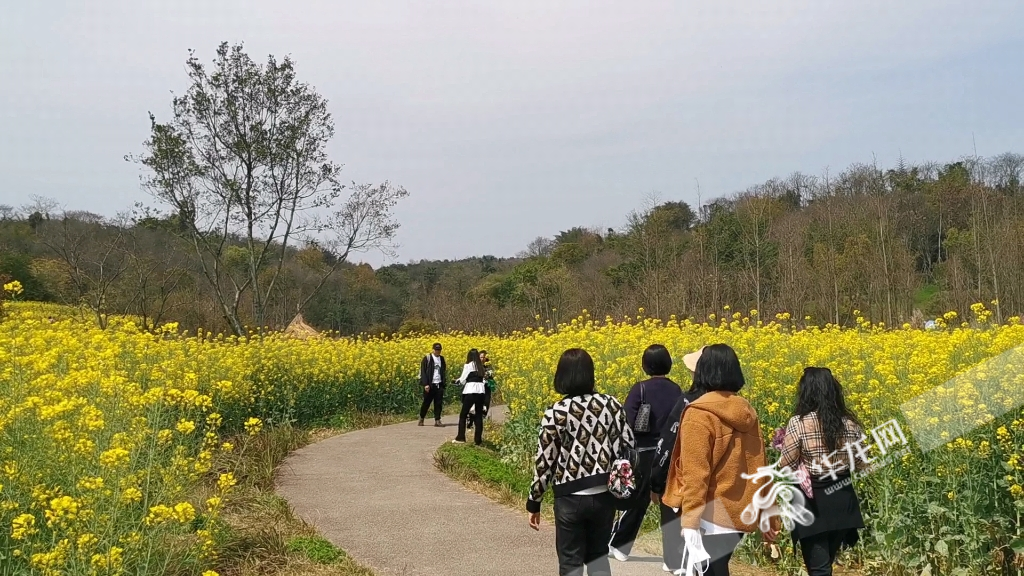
xmin=3 ymin=43 xmax=1022 ymax=335
xmin=3 ymin=150 xmax=1023 ymax=335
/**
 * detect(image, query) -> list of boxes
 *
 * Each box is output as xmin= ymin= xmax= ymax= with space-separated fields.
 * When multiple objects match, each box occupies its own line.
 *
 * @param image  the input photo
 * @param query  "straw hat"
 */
xmin=682 ymin=346 xmax=705 ymax=372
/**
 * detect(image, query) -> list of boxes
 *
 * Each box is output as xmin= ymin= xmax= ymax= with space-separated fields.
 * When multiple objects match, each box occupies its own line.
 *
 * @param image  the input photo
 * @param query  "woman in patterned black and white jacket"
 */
xmin=527 ymin=348 xmax=635 ymax=576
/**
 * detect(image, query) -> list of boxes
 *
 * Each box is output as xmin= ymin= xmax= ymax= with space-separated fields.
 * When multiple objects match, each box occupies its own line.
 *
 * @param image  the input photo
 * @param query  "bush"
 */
xmin=286 ymin=536 xmax=344 ymax=564
xmin=397 ymin=317 xmax=440 ymax=335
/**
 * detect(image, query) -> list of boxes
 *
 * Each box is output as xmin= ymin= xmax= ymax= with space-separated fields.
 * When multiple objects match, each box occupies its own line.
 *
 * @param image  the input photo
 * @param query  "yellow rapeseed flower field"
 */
xmin=3 ymin=300 xmax=1024 ymax=574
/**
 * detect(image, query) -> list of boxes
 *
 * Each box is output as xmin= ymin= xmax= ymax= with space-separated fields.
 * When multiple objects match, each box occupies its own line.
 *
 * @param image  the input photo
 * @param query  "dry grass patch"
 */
xmin=195 ymin=414 xmax=401 ymax=576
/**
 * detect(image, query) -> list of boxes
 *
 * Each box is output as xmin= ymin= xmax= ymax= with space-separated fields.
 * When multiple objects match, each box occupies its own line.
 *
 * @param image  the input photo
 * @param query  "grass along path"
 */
xmin=276 ymin=407 xmax=677 ymax=575
xmin=208 ymin=414 xmax=403 ymax=576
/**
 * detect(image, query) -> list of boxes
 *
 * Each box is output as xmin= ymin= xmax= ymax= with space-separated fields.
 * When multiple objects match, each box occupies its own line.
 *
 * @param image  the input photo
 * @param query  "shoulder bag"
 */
xmin=634 ymin=383 xmax=651 ymax=433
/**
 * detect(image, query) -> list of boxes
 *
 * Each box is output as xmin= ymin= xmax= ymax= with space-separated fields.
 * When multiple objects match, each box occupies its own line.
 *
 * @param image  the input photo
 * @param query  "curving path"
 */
xmin=275 ymin=408 xmax=665 ymax=576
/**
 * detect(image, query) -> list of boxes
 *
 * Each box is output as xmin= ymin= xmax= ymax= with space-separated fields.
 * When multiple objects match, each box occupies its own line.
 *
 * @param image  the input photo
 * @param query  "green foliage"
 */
xmin=286 ymin=536 xmax=344 ymax=564
xmin=435 ymin=441 xmax=545 ymax=503
xmin=648 ymin=200 xmax=696 ymax=231
xmin=0 ymin=252 xmax=49 ymax=301
xmin=914 ymin=284 xmax=941 ymax=310
xmin=397 ymin=317 xmax=441 ymax=335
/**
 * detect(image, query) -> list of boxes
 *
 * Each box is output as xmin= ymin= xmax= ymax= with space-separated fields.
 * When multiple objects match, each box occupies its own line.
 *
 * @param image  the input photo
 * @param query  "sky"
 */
xmin=2 ymin=0 xmax=1023 ymax=267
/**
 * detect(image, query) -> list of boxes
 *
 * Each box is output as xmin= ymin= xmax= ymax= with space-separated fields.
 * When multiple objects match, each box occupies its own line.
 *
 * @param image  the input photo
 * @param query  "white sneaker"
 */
xmin=662 ymin=564 xmax=672 ymax=573
xmin=608 ymin=547 xmax=628 ymax=562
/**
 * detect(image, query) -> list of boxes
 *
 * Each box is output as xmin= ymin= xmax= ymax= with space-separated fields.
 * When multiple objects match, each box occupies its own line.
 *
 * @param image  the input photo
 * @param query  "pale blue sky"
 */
xmin=2 ymin=0 xmax=1022 ymax=266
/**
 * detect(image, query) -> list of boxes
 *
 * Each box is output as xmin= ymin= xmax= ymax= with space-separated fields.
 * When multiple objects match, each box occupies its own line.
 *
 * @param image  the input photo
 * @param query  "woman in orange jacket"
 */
xmin=662 ymin=344 xmax=777 ymax=576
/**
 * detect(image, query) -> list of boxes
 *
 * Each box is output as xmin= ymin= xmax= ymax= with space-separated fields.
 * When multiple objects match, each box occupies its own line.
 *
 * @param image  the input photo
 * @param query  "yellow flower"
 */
xmin=120 ymin=487 xmax=143 ymax=505
xmin=44 ymin=495 xmax=80 ymax=528
xmin=77 ymin=476 xmax=105 ymax=491
xmin=217 ymin=472 xmax=237 ymax=492
xmin=77 ymin=533 xmax=99 ymax=553
xmin=172 ymin=502 xmax=196 ymax=524
xmin=175 ymin=419 xmax=196 ymax=435
xmin=99 ymin=448 xmax=130 ymax=469
xmin=244 ymin=417 xmax=263 ymax=436
xmin=11 ymin=513 xmax=37 ymax=540
xmin=205 ymin=496 xmax=222 ymax=512
xmin=157 ymin=429 xmax=174 ymax=445
xmin=144 ymin=505 xmax=174 ymax=525
xmin=90 ymin=546 xmax=124 ymax=572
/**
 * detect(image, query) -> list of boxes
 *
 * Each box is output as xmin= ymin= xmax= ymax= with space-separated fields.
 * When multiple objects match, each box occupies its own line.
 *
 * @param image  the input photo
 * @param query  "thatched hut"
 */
xmin=284 ymin=313 xmax=321 ymax=339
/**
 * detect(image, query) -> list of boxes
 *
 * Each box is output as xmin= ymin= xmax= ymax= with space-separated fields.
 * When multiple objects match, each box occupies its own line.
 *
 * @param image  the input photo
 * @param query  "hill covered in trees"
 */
xmin=3 ymin=151 xmax=1022 ymax=335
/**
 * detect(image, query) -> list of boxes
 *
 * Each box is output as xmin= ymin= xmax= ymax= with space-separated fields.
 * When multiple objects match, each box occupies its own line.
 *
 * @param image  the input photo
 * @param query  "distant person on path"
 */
xmin=453 ymin=348 xmax=488 ymax=445
xmin=778 ymin=367 xmax=866 ymax=576
xmin=418 ymin=343 xmax=446 ymax=427
xmin=662 ymin=343 xmax=777 ymax=576
xmin=468 ymin=349 xmax=495 ymax=430
xmin=527 ymin=348 xmax=636 ymax=576
xmin=608 ymin=344 xmax=684 ymax=573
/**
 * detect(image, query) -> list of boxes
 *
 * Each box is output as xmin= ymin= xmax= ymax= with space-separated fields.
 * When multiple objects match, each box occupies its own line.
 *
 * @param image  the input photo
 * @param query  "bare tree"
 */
xmin=296 ymin=180 xmax=408 ymax=312
xmin=21 ymin=195 xmax=59 ymax=220
xmin=133 ymin=43 xmax=406 ymax=334
xmin=120 ymin=218 xmax=190 ymax=330
xmin=39 ymin=213 xmax=132 ymax=328
xmin=518 ymin=237 xmax=554 ymax=259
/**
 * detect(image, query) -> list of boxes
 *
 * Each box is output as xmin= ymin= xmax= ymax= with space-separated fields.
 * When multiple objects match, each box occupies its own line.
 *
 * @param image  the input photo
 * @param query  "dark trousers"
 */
xmin=554 ymin=494 xmax=615 ymax=576
xmin=697 ymin=532 xmax=743 ymax=576
xmin=467 ymin=389 xmax=491 ymax=429
xmin=800 ymin=530 xmax=845 ymax=576
xmin=609 ymin=450 xmax=683 ymax=571
xmin=419 ymin=384 xmax=443 ymax=421
xmin=455 ymin=393 xmax=485 ymax=445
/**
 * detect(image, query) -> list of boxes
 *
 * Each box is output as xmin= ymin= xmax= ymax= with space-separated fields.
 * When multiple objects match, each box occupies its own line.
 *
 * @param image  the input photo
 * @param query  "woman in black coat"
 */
xmin=608 ymin=344 xmax=685 ymax=573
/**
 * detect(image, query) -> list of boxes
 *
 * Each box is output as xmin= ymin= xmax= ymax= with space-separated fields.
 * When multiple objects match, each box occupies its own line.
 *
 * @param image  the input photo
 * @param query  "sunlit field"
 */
xmin=2 ymin=299 xmax=1023 ymax=575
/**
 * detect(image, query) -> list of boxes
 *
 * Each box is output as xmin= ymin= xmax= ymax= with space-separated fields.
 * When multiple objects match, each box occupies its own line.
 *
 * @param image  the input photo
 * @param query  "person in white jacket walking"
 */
xmin=453 ymin=348 xmax=488 ymax=445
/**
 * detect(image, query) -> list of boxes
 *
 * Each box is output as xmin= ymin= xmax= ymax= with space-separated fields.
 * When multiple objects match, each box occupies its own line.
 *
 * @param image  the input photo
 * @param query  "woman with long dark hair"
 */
xmin=453 ymin=348 xmax=488 ymax=445
xmin=663 ymin=343 xmax=777 ymax=576
xmin=778 ymin=367 xmax=866 ymax=576
xmin=527 ymin=348 xmax=635 ymax=576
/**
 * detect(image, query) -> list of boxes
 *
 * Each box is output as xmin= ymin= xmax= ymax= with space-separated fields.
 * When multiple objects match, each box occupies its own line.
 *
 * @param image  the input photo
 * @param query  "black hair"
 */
xmin=466 ymin=348 xmax=485 ymax=375
xmin=642 ymin=344 xmax=672 ymax=377
xmin=554 ymin=348 xmax=596 ymax=397
xmin=432 ymin=342 xmax=442 ymax=350
xmin=795 ymin=367 xmax=861 ymax=452
xmin=686 ymin=375 xmax=711 ymax=397
xmin=692 ymin=343 xmax=745 ymax=393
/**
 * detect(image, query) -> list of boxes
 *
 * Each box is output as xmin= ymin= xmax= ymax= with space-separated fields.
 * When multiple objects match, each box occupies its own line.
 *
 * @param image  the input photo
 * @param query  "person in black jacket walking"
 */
xmin=608 ymin=344 xmax=684 ymax=573
xmin=418 ymin=343 xmax=446 ymax=427
xmin=647 ymin=348 xmax=710 ymax=575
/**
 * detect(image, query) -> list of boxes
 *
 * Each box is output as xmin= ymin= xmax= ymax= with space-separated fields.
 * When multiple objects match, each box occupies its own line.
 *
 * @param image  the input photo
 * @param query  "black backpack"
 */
xmin=649 ymin=393 xmax=699 ymax=495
